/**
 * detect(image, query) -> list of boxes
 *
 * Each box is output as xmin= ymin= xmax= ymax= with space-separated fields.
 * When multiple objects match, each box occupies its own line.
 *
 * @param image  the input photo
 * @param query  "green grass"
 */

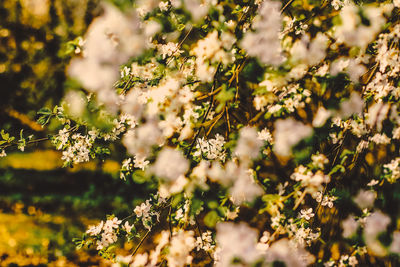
xmin=0 ymin=212 xmax=110 ymax=266
xmin=0 ymin=150 xmax=120 ymax=173
xmin=0 ymin=150 xmax=154 ymax=266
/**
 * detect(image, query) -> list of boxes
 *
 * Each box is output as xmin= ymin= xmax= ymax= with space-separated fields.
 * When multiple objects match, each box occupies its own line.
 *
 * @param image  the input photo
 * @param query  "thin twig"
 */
xmin=248 ymin=111 xmax=265 ymax=124
xmin=196 ymin=86 xmax=223 ymax=100
xmin=121 ymin=75 xmax=134 ymax=94
xmin=121 ymin=214 xmax=135 ymax=222
xmin=280 ymin=0 xmax=295 ymax=13
xmin=293 ymin=190 xmax=307 ymax=211
xmin=166 ymin=26 xmax=193 ymax=66
xmin=131 ymin=230 xmax=151 ymax=256
xmin=206 ymin=112 xmax=224 ymax=137
xmin=187 ymin=64 xmax=221 ymax=156
xmin=168 ymin=205 xmax=173 ymax=240
xmin=194 ymin=215 xmax=214 ymax=261
xmin=184 ymin=80 xmax=201 ymax=86
xmin=0 ymin=125 xmax=79 ymax=150
xmin=267 ymin=226 xmax=283 ymax=245
xmin=225 ymin=106 xmax=231 ymax=137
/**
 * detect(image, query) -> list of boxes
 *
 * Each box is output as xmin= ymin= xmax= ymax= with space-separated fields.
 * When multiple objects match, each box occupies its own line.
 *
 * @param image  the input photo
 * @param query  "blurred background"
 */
xmin=0 ymin=1 xmax=148 ymax=265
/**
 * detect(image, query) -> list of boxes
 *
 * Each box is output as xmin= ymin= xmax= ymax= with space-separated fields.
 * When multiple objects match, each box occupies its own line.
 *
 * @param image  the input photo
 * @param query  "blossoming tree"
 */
xmin=2 ymin=0 xmax=400 ymax=265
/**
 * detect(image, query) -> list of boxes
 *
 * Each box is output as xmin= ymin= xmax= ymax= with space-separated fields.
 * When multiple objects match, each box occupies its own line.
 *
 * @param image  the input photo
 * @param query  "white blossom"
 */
xmin=257 ymin=128 xmax=273 ymax=143
xmin=86 ymin=221 xmax=104 ymax=236
xmin=334 ymin=4 xmax=389 ymax=50
xmin=354 ymin=190 xmax=376 ymax=209
xmin=299 ymin=208 xmax=315 ymax=220
xmin=274 ymin=118 xmax=312 ymax=156
xmin=166 ymin=230 xmax=196 ymax=267
xmin=364 ymin=211 xmax=391 ymax=256
xmin=194 ymin=134 xmax=226 ymax=161
xmin=234 ymin=126 xmax=263 ymax=161
xmin=390 ymin=231 xmax=400 ymax=254
xmin=153 ymin=147 xmax=189 ymax=181
xmin=68 ymin=3 xmax=144 ymax=112
xmin=195 ymin=230 xmax=215 ymax=252
xmin=241 ymin=0 xmax=284 ymax=66
xmin=311 ymin=153 xmax=329 ymax=169
xmin=342 ymin=215 xmax=359 ymax=238
xmin=313 ymin=107 xmax=332 ymax=127
xmin=215 ymin=222 xmax=261 ymax=267
xmin=265 ymin=238 xmax=315 ymax=267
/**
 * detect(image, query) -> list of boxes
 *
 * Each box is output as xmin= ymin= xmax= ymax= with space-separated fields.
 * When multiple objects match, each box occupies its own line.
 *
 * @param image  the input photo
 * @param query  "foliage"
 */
xmin=0 ymin=0 xmax=99 ymax=134
xmin=3 ymin=0 xmax=400 ymax=266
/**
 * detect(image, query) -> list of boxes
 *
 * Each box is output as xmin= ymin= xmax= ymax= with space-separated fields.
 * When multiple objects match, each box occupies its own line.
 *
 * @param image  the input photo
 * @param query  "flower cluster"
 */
xmin=193 ymin=134 xmax=226 ymax=161
xmin=133 ymin=195 xmax=165 ymax=230
xmin=86 ymin=217 xmax=123 ymax=250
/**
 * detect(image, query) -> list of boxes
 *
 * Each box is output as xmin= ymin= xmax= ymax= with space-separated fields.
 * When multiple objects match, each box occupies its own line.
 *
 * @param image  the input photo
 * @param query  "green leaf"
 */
xmin=132 ymin=170 xmax=148 ymax=184
xmin=191 ymin=199 xmax=204 ymax=216
xmin=207 ymin=201 xmax=218 ymax=209
xmin=37 ymin=107 xmax=52 ymax=115
xmin=171 ymin=193 xmax=183 ymax=208
xmin=177 ymin=24 xmax=185 ymax=31
xmin=329 ymin=164 xmax=345 ymax=175
xmin=240 ymin=58 xmax=264 ymax=83
xmin=1 ymin=130 xmax=10 ymax=141
xmin=37 ymin=107 xmax=54 ymax=126
xmin=204 ymin=210 xmax=220 ymax=228
xmin=340 ymin=149 xmax=354 ymax=164
xmin=215 ymin=85 xmax=235 ymax=113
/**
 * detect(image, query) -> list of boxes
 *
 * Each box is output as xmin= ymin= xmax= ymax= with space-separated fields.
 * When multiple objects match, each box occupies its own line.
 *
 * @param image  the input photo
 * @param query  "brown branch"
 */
xmin=194 ymin=215 xmax=214 ymax=261
xmin=131 ymin=230 xmax=151 ymax=257
xmin=293 ymin=190 xmax=307 ymax=211
xmin=166 ymin=26 xmax=193 ymax=66
xmin=225 ymin=106 xmax=231 ymax=138
xmin=0 ymin=125 xmax=79 ymax=150
xmin=280 ymin=0 xmax=295 ymax=13
xmin=187 ymin=63 xmax=221 ymax=156
xmin=196 ymin=86 xmax=223 ymax=100
xmin=206 ymin=112 xmax=224 ymax=137
xmin=168 ymin=205 xmax=173 ymax=241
